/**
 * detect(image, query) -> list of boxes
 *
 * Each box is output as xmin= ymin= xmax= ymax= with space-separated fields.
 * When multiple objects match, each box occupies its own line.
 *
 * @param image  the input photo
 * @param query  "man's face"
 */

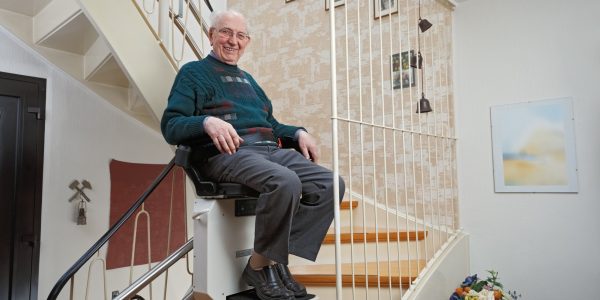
xmin=209 ymin=14 xmax=250 ymax=65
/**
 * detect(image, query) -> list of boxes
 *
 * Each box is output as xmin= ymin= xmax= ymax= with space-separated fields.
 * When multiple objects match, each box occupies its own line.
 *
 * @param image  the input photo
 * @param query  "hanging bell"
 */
xmin=416 ymin=93 xmax=433 ymax=113
xmin=77 ymin=202 xmax=87 ymax=225
xmin=410 ymin=51 xmax=423 ymax=69
xmin=418 ymin=18 xmax=433 ymax=32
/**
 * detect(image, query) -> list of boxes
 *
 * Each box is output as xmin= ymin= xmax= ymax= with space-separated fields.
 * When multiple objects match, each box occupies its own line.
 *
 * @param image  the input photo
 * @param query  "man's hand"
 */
xmin=203 ymin=117 xmax=244 ymax=154
xmin=297 ymin=130 xmax=319 ymax=163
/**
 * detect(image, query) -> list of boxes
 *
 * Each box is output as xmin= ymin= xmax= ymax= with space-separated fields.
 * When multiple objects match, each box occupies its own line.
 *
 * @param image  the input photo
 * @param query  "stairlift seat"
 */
xmin=176 ymin=145 xmax=260 ymax=200
xmin=176 ymin=136 xmax=302 ymax=200
xmin=185 ymin=164 xmax=260 ymax=199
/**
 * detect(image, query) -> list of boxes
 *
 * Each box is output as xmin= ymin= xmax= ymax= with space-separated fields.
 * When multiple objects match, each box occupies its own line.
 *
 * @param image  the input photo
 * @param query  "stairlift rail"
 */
xmin=114 ymin=239 xmax=194 ymax=300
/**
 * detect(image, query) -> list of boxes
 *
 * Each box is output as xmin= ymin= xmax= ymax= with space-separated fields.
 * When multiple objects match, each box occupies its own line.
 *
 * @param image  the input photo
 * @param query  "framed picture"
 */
xmin=490 ymin=98 xmax=578 ymax=193
xmin=392 ymin=51 xmax=416 ymax=89
xmin=375 ymin=0 xmax=398 ymax=18
xmin=325 ymin=0 xmax=345 ymax=10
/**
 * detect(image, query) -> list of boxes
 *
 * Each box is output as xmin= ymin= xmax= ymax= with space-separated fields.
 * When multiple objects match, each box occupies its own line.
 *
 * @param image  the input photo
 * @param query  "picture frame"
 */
xmin=374 ymin=0 xmax=398 ymax=18
xmin=325 ymin=0 xmax=345 ymax=10
xmin=392 ymin=51 xmax=416 ymax=89
xmin=490 ymin=98 xmax=579 ymax=193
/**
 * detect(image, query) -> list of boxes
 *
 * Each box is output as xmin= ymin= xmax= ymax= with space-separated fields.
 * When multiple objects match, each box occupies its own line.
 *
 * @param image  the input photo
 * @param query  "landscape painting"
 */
xmin=490 ymin=98 xmax=578 ymax=193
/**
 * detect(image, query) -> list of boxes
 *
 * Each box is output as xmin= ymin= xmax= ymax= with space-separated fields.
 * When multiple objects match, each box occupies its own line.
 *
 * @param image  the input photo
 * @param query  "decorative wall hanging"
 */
xmin=415 ymin=0 xmax=433 ymax=113
xmin=392 ymin=51 xmax=416 ymax=89
xmin=374 ymin=0 xmax=398 ymax=19
xmin=490 ymin=97 xmax=579 ymax=193
xmin=68 ymin=180 xmax=92 ymax=225
xmin=106 ymin=160 xmax=187 ymax=269
xmin=325 ymin=0 xmax=345 ymax=10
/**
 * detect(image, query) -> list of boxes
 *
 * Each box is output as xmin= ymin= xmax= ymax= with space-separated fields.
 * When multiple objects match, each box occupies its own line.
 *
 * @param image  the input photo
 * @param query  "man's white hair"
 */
xmin=209 ymin=10 xmax=250 ymax=34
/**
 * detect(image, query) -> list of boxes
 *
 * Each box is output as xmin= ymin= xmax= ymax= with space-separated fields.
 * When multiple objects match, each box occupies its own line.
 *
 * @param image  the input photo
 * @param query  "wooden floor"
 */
xmin=288 ymin=260 xmax=426 ymax=288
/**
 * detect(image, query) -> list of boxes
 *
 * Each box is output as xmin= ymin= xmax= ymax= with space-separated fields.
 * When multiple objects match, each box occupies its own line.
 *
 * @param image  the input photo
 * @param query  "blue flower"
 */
xmin=461 ymin=274 xmax=478 ymax=287
xmin=449 ymin=292 xmax=461 ymax=300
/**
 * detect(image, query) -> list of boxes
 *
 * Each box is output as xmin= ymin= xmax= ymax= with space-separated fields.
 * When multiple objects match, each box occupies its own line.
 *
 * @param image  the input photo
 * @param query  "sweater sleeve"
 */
xmin=245 ymin=73 xmax=306 ymax=139
xmin=161 ymin=63 xmax=210 ymax=145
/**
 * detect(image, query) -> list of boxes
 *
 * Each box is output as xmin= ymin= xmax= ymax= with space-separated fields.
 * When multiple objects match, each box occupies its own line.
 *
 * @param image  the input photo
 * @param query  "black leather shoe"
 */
xmin=274 ymin=263 xmax=308 ymax=298
xmin=242 ymin=262 xmax=294 ymax=300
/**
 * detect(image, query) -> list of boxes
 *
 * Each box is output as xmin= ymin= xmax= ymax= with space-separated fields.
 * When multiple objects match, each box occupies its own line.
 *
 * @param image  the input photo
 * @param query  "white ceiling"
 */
xmin=0 ymin=0 xmax=53 ymax=16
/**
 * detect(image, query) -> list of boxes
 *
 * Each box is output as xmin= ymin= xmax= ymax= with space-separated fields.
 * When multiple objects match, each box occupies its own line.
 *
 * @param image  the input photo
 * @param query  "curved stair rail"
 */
xmin=47 ymin=157 xmax=177 ymax=300
xmin=74 ymin=0 xmax=214 ymax=125
xmin=131 ymin=0 xmax=214 ymax=69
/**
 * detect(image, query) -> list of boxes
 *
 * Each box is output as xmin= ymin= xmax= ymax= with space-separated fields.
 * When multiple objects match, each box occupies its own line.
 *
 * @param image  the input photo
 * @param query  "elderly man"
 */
xmin=161 ymin=10 xmax=344 ymax=300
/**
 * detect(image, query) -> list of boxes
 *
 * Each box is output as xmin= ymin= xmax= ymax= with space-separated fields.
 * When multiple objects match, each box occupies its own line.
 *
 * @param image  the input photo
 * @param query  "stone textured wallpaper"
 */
xmin=229 ymin=0 xmax=457 ymax=226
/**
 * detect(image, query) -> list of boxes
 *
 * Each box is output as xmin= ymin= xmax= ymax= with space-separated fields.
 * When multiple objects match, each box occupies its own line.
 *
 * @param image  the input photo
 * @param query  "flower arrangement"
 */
xmin=449 ymin=270 xmax=522 ymax=300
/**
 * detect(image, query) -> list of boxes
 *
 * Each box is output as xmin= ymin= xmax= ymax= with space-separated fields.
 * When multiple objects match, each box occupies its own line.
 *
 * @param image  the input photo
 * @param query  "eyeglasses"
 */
xmin=217 ymin=28 xmax=250 ymax=42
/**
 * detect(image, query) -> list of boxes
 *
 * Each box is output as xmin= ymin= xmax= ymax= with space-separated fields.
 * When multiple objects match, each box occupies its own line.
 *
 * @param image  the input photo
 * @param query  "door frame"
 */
xmin=0 ymin=71 xmax=46 ymax=299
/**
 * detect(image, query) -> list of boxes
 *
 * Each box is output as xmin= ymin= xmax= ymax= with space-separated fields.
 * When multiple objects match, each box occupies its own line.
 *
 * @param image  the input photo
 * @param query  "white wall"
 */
xmin=0 ymin=26 xmax=184 ymax=299
xmin=454 ymin=0 xmax=600 ymax=299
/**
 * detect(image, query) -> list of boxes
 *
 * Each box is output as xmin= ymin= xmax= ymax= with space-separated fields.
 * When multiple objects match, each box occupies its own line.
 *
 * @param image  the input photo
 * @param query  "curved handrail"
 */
xmin=202 ymin=0 xmax=213 ymax=12
xmin=131 ymin=0 xmax=214 ymax=69
xmin=170 ymin=9 xmax=203 ymax=59
xmin=47 ymin=158 xmax=177 ymax=300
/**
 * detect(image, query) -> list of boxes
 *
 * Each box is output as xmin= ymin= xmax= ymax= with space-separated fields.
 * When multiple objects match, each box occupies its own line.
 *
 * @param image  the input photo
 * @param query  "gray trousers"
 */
xmin=200 ymin=145 xmax=345 ymax=264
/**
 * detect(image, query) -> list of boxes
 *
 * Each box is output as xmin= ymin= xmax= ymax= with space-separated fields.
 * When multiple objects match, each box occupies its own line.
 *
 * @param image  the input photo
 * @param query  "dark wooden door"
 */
xmin=0 ymin=72 xmax=46 ymax=300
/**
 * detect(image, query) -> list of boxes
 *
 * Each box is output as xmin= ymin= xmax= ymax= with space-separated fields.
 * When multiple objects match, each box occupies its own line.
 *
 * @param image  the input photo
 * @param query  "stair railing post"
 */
xmin=158 ymin=0 xmax=170 ymax=50
xmin=328 ymin=1 xmax=343 ymax=299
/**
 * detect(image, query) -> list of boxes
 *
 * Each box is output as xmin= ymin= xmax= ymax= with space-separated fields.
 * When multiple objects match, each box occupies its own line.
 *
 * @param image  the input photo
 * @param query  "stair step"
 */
xmin=87 ymin=55 xmax=130 ymax=87
xmin=340 ymin=199 xmax=358 ymax=210
xmin=289 ymin=260 xmax=426 ymax=287
xmin=323 ymin=227 xmax=427 ymax=244
xmin=37 ymin=12 xmax=98 ymax=54
xmin=226 ymin=289 xmax=317 ymax=299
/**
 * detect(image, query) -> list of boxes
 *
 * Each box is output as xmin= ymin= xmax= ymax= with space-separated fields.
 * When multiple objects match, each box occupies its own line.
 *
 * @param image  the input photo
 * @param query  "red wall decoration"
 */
xmin=106 ymin=160 xmax=187 ymax=270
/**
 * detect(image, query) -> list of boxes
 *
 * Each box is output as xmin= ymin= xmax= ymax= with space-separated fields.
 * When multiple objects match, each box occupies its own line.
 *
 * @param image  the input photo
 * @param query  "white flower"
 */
xmin=477 ymin=289 xmax=495 ymax=300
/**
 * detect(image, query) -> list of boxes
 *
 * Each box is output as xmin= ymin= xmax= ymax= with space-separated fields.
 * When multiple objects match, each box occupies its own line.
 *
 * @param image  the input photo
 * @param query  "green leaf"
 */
xmin=471 ymin=280 xmax=487 ymax=292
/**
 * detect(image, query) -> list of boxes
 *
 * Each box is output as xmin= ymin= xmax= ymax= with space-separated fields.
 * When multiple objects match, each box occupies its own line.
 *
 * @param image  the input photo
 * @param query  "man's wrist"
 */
xmin=294 ymin=129 xmax=307 ymax=140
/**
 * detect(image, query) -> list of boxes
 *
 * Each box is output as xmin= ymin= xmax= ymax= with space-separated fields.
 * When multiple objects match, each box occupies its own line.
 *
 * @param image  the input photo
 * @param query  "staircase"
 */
xmin=0 ymin=0 xmax=176 ymax=131
xmin=287 ymin=198 xmax=429 ymax=299
xmin=0 ymin=0 xmax=470 ymax=299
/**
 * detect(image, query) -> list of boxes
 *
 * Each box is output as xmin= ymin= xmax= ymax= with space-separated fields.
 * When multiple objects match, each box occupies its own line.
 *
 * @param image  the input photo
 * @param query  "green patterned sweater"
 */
xmin=161 ymin=55 xmax=302 ymax=149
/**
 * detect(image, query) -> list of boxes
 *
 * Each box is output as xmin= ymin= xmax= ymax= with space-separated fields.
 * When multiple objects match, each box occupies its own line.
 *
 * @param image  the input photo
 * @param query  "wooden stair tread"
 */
xmin=288 ymin=260 xmax=426 ymax=287
xmin=323 ymin=227 xmax=427 ymax=244
xmin=340 ymin=199 xmax=358 ymax=210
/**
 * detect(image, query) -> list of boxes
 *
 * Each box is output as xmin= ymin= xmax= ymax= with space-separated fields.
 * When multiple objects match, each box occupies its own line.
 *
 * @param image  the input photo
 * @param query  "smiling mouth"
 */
xmin=224 ymin=47 xmax=237 ymax=52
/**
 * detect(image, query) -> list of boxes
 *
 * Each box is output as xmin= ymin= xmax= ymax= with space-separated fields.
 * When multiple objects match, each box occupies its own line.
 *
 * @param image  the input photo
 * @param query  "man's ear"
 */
xmin=208 ymin=28 xmax=215 ymax=43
